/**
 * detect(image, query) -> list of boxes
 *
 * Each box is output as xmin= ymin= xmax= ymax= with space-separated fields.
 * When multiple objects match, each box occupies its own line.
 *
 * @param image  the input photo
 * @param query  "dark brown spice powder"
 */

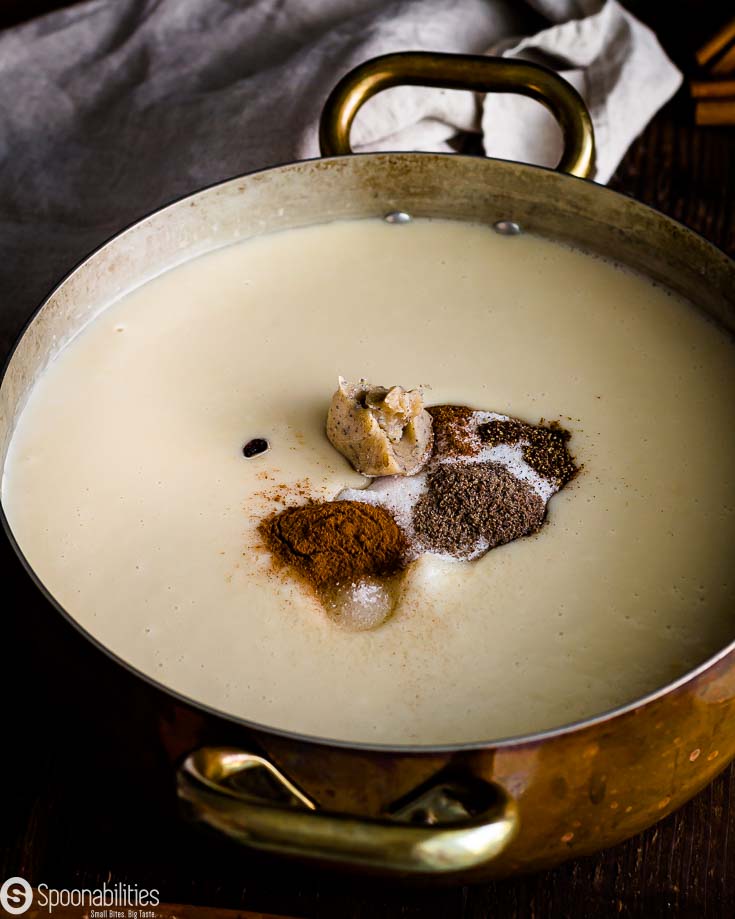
xmin=478 ymin=418 xmax=577 ymax=486
xmin=426 ymin=404 xmax=480 ymax=457
xmin=413 ymin=463 xmax=546 ymax=559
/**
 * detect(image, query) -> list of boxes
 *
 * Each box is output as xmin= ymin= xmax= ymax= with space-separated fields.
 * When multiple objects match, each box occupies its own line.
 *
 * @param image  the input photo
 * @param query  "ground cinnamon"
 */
xmin=259 ymin=500 xmax=408 ymax=590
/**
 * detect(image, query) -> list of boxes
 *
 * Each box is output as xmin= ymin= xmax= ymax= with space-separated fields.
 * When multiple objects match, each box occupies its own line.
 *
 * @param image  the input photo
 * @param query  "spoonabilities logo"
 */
xmin=0 ymin=878 xmax=33 ymax=915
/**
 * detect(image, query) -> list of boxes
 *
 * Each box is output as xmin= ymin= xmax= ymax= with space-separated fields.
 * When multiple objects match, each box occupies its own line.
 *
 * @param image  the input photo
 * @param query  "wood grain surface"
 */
xmin=1 ymin=2 xmax=735 ymax=918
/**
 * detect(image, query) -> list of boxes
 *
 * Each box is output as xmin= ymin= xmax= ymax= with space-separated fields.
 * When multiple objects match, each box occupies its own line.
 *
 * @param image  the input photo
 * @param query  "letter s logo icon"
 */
xmin=0 ymin=878 xmax=33 ymax=915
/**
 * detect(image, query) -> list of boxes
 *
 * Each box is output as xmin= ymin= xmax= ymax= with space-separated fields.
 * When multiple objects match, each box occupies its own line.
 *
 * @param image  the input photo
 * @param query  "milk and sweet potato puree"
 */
xmin=4 ymin=218 xmax=735 ymax=745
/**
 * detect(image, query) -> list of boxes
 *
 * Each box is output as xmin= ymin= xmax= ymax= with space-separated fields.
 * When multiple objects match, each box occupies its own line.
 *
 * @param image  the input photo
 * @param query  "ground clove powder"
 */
xmin=478 ymin=418 xmax=577 ymax=485
xmin=412 ymin=462 xmax=546 ymax=558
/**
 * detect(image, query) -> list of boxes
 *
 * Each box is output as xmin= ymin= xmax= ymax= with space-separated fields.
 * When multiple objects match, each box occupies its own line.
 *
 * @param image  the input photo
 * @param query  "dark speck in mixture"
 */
xmin=243 ymin=438 xmax=270 ymax=458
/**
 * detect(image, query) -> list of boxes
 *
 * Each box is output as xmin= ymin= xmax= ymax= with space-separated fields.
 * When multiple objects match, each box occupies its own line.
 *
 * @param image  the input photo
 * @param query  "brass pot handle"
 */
xmin=319 ymin=51 xmax=595 ymax=179
xmin=178 ymin=747 xmax=518 ymax=875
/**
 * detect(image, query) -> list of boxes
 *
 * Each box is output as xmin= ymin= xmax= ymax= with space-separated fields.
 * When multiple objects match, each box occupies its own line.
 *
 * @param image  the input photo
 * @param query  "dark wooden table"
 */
xmin=2 ymin=3 xmax=734 ymax=918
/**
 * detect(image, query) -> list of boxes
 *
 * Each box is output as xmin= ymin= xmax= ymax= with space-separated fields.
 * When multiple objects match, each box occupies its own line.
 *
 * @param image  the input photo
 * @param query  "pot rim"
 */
xmin=2 ymin=150 xmax=734 ymax=755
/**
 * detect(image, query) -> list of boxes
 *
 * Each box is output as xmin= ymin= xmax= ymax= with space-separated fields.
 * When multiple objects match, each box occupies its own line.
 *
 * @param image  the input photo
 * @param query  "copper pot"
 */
xmin=1 ymin=53 xmax=733 ymax=880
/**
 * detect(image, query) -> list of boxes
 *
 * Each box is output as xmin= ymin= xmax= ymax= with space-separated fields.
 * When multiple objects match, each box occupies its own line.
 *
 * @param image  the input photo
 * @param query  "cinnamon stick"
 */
xmin=711 ymin=42 xmax=735 ymax=76
xmin=691 ymin=79 xmax=735 ymax=98
xmin=696 ymin=16 xmax=735 ymax=68
xmin=695 ymin=99 xmax=735 ymax=126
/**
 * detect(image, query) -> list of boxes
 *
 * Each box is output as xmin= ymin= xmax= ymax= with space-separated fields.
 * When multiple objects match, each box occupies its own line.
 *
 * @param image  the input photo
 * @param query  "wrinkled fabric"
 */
xmin=0 ymin=0 xmax=680 ymax=353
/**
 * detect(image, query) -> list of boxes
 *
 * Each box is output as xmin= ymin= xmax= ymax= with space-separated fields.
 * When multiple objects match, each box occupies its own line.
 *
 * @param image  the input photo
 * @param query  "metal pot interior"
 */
xmin=1 ymin=152 xmax=734 ymax=752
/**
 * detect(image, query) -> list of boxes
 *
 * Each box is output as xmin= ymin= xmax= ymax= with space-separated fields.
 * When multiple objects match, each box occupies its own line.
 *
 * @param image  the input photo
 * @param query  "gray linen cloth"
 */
xmin=0 ymin=0 xmax=680 ymax=356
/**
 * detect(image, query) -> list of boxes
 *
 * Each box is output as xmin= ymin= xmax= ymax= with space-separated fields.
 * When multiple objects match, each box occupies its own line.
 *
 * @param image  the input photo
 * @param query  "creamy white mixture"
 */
xmin=4 ymin=218 xmax=735 ymax=745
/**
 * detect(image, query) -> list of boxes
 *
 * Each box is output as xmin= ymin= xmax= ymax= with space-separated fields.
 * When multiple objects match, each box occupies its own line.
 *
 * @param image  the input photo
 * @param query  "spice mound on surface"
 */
xmin=326 ymin=377 xmax=433 ymax=477
xmin=258 ymin=500 xmax=408 ymax=631
xmin=426 ymin=404 xmax=481 ymax=458
xmin=413 ymin=463 xmax=546 ymax=559
xmin=259 ymin=500 xmax=408 ymax=589
xmin=478 ymin=418 xmax=577 ymax=485
xmin=339 ymin=405 xmax=578 ymax=561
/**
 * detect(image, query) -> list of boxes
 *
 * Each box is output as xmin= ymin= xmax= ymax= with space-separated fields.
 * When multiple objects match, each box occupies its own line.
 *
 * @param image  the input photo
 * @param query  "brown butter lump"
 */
xmin=326 ymin=377 xmax=433 ymax=476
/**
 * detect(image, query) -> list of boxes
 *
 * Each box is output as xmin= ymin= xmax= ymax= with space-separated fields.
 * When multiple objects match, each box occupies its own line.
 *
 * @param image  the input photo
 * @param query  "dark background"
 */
xmin=2 ymin=2 xmax=734 ymax=917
